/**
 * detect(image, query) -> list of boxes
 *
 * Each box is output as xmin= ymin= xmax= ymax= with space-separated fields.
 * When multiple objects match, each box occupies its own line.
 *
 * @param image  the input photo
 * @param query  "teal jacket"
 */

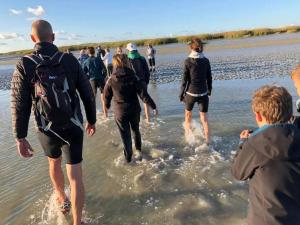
xmin=83 ymin=56 xmax=106 ymax=80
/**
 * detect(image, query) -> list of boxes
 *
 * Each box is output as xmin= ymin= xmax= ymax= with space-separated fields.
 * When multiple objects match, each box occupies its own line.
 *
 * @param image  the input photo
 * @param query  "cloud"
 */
xmin=0 ymin=43 xmax=7 ymax=46
xmin=67 ymin=34 xmax=82 ymax=40
xmin=27 ymin=5 xmax=45 ymax=16
xmin=10 ymin=9 xmax=22 ymax=15
xmin=54 ymin=30 xmax=66 ymax=36
xmin=26 ymin=17 xmax=39 ymax=21
xmin=0 ymin=33 xmax=24 ymax=40
xmin=55 ymin=32 xmax=83 ymax=42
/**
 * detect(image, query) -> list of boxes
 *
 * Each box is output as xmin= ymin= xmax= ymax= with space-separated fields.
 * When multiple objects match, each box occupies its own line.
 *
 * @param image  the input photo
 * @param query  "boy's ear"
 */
xmin=255 ymin=112 xmax=263 ymax=122
xmin=30 ymin=34 xmax=36 ymax=43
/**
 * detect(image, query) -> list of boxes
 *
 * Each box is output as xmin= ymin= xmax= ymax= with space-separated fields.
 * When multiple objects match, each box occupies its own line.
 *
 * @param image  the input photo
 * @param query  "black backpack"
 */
xmin=24 ymin=52 xmax=83 ymax=140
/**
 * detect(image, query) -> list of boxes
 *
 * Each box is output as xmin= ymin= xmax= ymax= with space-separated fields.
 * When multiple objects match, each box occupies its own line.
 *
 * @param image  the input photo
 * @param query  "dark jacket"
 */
xmin=103 ymin=67 xmax=156 ymax=118
xmin=129 ymin=56 xmax=150 ymax=84
xmin=232 ymin=124 xmax=300 ymax=225
xmin=82 ymin=56 xmax=106 ymax=81
xmin=11 ymin=42 xmax=96 ymax=139
xmin=180 ymin=57 xmax=212 ymax=100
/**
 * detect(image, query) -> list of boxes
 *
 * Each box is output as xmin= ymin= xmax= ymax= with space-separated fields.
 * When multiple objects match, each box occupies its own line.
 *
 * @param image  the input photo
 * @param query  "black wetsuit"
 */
xmin=103 ymin=67 xmax=156 ymax=162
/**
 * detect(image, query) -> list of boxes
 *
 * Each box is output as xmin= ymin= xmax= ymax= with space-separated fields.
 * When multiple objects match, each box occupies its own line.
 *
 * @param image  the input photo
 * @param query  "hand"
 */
xmin=208 ymin=91 xmax=211 ymax=97
xmin=16 ymin=138 xmax=34 ymax=158
xmin=240 ymin=130 xmax=252 ymax=139
xmin=86 ymin=123 xmax=96 ymax=136
xmin=179 ymin=95 xmax=184 ymax=102
xmin=153 ymin=109 xmax=158 ymax=116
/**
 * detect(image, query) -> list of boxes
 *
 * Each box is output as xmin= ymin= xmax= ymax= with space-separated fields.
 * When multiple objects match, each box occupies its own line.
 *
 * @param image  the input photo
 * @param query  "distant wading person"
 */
xmin=96 ymin=45 xmax=106 ymax=59
xmin=101 ymin=47 xmax=113 ymax=76
xmin=146 ymin=44 xmax=156 ymax=72
xmin=11 ymin=20 xmax=96 ymax=225
xmin=180 ymin=38 xmax=212 ymax=145
xmin=126 ymin=42 xmax=152 ymax=123
xmin=104 ymin=54 xmax=158 ymax=162
xmin=83 ymin=47 xmax=108 ymax=118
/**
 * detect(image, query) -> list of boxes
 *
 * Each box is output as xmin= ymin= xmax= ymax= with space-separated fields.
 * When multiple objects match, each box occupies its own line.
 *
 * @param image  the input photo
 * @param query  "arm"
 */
xmin=11 ymin=59 xmax=32 ymax=139
xmin=207 ymin=59 xmax=212 ymax=95
xmin=82 ymin=59 xmax=88 ymax=75
xmin=75 ymin=60 xmax=96 ymax=125
xmin=101 ymin=53 xmax=108 ymax=61
xmin=142 ymin=58 xmax=150 ymax=84
xmin=179 ymin=60 xmax=189 ymax=101
xmin=231 ymin=139 xmax=266 ymax=181
xmin=103 ymin=79 xmax=113 ymax=109
xmin=136 ymin=79 xmax=156 ymax=110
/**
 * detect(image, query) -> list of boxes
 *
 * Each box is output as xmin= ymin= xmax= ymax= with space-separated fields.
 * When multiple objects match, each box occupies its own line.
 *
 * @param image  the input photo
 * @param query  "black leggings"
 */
xmin=149 ymin=58 xmax=155 ymax=67
xmin=115 ymin=112 xmax=142 ymax=162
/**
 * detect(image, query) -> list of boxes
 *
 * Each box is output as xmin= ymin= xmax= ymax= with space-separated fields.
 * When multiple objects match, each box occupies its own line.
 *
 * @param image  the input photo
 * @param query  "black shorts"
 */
xmin=90 ymin=79 xmax=105 ymax=95
xmin=37 ymin=126 xmax=84 ymax=164
xmin=185 ymin=94 xmax=209 ymax=112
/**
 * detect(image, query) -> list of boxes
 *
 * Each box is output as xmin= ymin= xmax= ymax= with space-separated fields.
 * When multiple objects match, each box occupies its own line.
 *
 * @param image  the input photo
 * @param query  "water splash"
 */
xmin=183 ymin=120 xmax=205 ymax=146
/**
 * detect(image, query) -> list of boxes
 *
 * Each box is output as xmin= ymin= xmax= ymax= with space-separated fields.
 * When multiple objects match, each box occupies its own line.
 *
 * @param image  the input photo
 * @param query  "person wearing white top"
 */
xmin=146 ymin=44 xmax=156 ymax=72
xmin=101 ymin=48 xmax=113 ymax=76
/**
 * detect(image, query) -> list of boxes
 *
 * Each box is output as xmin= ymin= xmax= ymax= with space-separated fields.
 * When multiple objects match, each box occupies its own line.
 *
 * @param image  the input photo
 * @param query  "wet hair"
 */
xmin=291 ymin=65 xmax=300 ymax=79
xmin=190 ymin=38 xmax=203 ymax=52
xmin=88 ymin=47 xmax=95 ymax=55
xmin=31 ymin=20 xmax=53 ymax=42
xmin=252 ymin=85 xmax=292 ymax=124
xmin=112 ymin=54 xmax=129 ymax=68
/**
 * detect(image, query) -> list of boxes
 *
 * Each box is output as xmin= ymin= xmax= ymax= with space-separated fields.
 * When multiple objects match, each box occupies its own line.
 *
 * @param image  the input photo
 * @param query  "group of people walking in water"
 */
xmin=9 ymin=19 xmax=300 ymax=225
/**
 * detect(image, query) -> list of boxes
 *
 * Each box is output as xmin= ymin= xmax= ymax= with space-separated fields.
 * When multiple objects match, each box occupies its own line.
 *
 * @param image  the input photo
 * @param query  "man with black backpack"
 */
xmin=11 ymin=20 xmax=96 ymax=225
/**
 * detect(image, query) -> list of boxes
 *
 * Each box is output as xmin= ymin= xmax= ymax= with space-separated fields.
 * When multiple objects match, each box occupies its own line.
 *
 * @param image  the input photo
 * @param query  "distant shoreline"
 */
xmin=1 ymin=25 xmax=300 ymax=56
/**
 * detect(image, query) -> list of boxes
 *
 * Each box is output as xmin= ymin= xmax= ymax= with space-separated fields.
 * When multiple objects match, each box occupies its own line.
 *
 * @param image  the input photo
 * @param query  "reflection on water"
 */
xmin=1 ymin=33 xmax=300 ymax=224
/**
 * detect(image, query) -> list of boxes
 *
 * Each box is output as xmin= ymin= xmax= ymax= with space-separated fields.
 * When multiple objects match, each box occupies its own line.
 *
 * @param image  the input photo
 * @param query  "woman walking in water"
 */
xmin=179 ymin=38 xmax=212 ymax=145
xmin=104 ymin=54 xmax=158 ymax=163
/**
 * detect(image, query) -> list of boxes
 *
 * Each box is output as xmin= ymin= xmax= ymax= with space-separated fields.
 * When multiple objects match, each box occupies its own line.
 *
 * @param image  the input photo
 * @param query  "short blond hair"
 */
xmin=291 ymin=65 xmax=300 ymax=80
xmin=252 ymin=85 xmax=292 ymax=124
xmin=112 ymin=54 xmax=129 ymax=68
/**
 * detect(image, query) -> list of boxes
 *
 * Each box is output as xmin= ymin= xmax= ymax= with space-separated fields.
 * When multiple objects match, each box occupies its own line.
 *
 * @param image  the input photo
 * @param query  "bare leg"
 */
xmin=185 ymin=110 xmax=192 ymax=137
xmin=144 ymin=103 xmax=150 ymax=123
xmin=66 ymin=163 xmax=84 ymax=225
xmin=200 ymin=112 xmax=210 ymax=144
xmin=101 ymin=93 xmax=108 ymax=118
xmin=48 ymin=157 xmax=66 ymax=204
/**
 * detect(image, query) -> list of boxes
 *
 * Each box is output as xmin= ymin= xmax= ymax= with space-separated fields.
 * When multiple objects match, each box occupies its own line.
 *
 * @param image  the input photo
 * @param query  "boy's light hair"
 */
xmin=252 ymin=85 xmax=292 ymax=124
xmin=291 ymin=65 xmax=300 ymax=79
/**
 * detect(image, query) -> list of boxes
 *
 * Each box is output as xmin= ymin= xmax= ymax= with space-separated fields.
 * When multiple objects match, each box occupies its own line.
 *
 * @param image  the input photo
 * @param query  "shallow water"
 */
xmin=1 ymin=33 xmax=300 ymax=225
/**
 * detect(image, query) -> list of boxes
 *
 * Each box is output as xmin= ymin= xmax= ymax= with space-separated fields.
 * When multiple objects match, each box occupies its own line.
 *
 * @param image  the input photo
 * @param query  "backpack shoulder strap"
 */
xmin=49 ymin=51 xmax=65 ymax=63
xmin=23 ymin=54 xmax=43 ymax=65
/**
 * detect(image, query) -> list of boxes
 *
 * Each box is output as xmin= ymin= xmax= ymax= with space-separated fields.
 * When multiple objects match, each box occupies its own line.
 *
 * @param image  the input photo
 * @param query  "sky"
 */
xmin=0 ymin=0 xmax=300 ymax=53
